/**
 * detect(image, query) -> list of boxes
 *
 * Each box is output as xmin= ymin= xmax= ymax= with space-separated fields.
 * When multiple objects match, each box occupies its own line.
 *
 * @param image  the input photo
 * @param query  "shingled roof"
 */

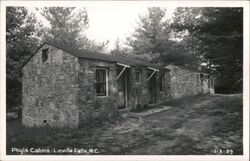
xmin=23 ymin=42 xmax=169 ymax=72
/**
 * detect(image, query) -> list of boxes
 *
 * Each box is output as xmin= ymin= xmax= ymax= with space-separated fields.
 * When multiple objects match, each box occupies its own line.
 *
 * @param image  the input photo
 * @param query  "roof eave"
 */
xmin=21 ymin=43 xmax=45 ymax=69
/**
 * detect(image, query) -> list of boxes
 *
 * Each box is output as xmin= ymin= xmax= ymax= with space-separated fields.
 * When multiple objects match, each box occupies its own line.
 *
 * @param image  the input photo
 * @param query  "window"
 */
xmin=135 ymin=70 xmax=141 ymax=82
xmin=159 ymin=73 xmax=165 ymax=91
xmin=96 ymin=68 xmax=108 ymax=96
xmin=42 ymin=48 xmax=49 ymax=63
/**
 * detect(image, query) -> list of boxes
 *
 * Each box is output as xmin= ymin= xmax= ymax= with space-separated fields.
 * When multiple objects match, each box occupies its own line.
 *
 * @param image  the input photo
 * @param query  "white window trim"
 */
xmin=160 ymin=73 xmax=165 ymax=91
xmin=95 ymin=67 xmax=109 ymax=97
xmin=135 ymin=70 xmax=142 ymax=83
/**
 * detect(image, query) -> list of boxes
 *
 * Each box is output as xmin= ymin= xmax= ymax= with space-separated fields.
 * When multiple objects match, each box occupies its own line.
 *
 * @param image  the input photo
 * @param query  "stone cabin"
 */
xmin=165 ymin=65 xmax=215 ymax=99
xmin=22 ymin=42 xmax=215 ymax=128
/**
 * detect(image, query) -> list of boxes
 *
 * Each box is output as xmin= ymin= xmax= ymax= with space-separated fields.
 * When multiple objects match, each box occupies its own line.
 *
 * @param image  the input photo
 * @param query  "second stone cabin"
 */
xmin=22 ymin=42 xmax=215 ymax=128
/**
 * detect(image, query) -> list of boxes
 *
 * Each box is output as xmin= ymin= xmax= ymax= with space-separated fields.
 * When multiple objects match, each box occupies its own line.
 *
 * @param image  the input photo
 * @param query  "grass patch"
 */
xmin=164 ymin=93 xmax=208 ymax=108
xmin=7 ymin=114 xmax=122 ymax=155
xmin=130 ymin=104 xmax=152 ymax=113
xmin=162 ymin=134 xmax=205 ymax=155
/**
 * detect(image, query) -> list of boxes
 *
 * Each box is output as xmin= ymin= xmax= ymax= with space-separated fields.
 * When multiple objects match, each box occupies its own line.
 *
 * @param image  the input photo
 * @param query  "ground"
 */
xmin=7 ymin=94 xmax=243 ymax=155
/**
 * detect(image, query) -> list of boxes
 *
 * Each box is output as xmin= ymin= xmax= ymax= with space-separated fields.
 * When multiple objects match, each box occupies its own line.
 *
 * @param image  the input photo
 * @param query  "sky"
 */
xmin=86 ymin=6 xmax=175 ymax=50
xmin=30 ymin=6 xmax=176 ymax=50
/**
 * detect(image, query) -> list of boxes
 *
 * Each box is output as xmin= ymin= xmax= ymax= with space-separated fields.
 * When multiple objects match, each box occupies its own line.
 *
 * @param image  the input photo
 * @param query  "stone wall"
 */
xmin=22 ymin=44 xmax=215 ymax=128
xmin=166 ymin=65 xmax=202 ymax=99
xmin=78 ymin=58 xmax=118 ymax=124
xmin=22 ymin=45 xmax=172 ymax=128
xmin=22 ymin=44 xmax=79 ymax=128
xmin=128 ymin=68 xmax=171 ymax=109
xmin=77 ymin=59 xmax=172 ymax=124
xmin=23 ymin=44 xmax=202 ymax=128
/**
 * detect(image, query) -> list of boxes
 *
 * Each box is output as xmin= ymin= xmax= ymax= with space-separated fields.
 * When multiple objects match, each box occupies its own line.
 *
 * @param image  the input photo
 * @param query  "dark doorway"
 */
xmin=117 ymin=67 xmax=128 ymax=110
xmin=148 ymin=72 xmax=157 ymax=104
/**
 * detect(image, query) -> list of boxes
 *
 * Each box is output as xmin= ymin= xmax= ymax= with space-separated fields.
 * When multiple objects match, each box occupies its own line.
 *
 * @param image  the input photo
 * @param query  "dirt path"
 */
xmin=7 ymin=94 xmax=243 ymax=155
xmin=98 ymin=94 xmax=243 ymax=155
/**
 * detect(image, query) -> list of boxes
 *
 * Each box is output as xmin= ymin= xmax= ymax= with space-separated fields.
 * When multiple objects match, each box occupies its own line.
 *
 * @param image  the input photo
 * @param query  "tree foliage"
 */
xmin=6 ymin=6 xmax=243 ymax=111
xmin=6 ymin=7 xmax=108 ymax=109
xmin=127 ymin=7 xmax=169 ymax=55
xmin=39 ymin=7 xmax=107 ymax=52
xmin=171 ymin=7 xmax=243 ymax=93
xmin=6 ymin=7 xmax=39 ymax=109
xmin=127 ymin=7 xmax=198 ymax=67
xmin=110 ymin=38 xmax=132 ymax=55
xmin=127 ymin=7 xmax=243 ymax=93
xmin=39 ymin=7 xmax=88 ymax=47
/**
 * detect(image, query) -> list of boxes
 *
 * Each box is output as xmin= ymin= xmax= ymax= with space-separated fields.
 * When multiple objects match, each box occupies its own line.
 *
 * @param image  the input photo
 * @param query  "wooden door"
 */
xmin=148 ymin=74 xmax=156 ymax=104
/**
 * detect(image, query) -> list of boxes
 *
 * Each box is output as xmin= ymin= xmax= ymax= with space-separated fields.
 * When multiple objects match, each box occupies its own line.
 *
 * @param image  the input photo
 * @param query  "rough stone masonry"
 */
xmin=22 ymin=43 xmax=214 ymax=128
xmin=22 ymin=44 xmax=79 ymax=127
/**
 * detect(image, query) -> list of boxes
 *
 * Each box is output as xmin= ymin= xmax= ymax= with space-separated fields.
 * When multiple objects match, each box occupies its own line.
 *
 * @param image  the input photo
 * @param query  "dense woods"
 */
xmin=6 ymin=7 xmax=243 ymax=109
xmin=170 ymin=8 xmax=243 ymax=93
xmin=126 ymin=7 xmax=243 ymax=94
xmin=6 ymin=7 xmax=39 ymax=109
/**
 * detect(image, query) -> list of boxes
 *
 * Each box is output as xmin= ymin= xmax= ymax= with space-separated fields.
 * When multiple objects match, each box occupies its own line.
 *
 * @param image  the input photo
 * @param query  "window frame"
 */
xmin=95 ymin=67 xmax=109 ymax=97
xmin=159 ymin=72 xmax=165 ymax=92
xmin=135 ymin=70 xmax=141 ymax=83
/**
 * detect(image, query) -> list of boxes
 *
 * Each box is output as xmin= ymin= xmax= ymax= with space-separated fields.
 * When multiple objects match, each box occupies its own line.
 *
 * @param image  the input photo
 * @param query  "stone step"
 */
xmin=122 ymin=106 xmax=173 ymax=118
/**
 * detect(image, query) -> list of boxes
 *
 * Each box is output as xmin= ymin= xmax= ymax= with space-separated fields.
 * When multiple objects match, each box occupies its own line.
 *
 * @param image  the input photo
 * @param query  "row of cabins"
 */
xmin=22 ymin=42 xmax=215 ymax=128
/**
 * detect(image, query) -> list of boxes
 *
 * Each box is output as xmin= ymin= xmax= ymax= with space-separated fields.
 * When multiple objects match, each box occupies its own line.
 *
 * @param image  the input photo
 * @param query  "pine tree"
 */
xmin=171 ymin=7 xmax=243 ymax=93
xmin=127 ymin=7 xmax=168 ymax=55
xmin=39 ymin=7 xmax=107 ymax=52
xmin=6 ymin=7 xmax=39 ymax=109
